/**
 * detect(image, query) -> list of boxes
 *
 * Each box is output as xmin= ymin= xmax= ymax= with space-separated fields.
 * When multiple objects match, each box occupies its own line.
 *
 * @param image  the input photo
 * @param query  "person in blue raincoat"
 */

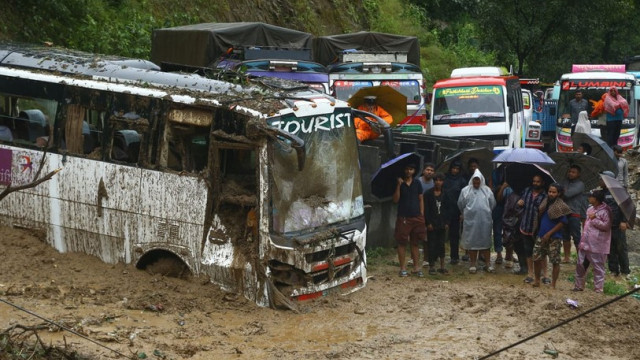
xmin=458 ymin=169 xmax=496 ymax=274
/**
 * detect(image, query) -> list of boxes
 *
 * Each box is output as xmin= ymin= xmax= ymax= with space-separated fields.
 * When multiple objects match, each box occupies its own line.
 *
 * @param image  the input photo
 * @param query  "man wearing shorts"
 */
xmin=393 ymin=163 xmax=426 ymax=277
xmin=533 ymin=183 xmax=571 ymax=289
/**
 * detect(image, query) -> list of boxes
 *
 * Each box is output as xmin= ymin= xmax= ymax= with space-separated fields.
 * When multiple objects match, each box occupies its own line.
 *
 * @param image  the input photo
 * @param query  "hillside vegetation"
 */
xmin=0 ymin=0 xmax=494 ymax=86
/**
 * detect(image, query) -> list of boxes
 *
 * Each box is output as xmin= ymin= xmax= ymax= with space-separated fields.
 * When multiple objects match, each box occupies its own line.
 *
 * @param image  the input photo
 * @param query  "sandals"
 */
xmin=571 ymin=287 xmax=583 ymax=292
xmin=437 ymin=268 xmax=449 ymax=274
xmin=469 ymin=266 xmax=477 ymax=274
xmin=495 ymin=257 xmax=503 ymax=264
xmin=487 ymin=266 xmax=495 ymax=273
xmin=429 ymin=268 xmax=438 ymax=275
xmin=524 ymin=276 xmax=534 ymax=284
xmin=411 ymin=270 xmax=424 ymax=278
xmin=542 ymin=277 xmax=552 ymax=285
xmin=399 ymin=270 xmax=409 ymax=277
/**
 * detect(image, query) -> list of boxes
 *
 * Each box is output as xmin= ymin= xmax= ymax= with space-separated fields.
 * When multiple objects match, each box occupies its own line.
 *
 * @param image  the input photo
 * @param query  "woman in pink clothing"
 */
xmin=573 ymin=190 xmax=612 ymax=293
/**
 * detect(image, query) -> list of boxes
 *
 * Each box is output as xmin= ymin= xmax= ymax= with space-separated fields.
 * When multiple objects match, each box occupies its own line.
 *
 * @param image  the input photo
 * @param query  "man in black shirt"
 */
xmin=393 ymin=163 xmax=426 ymax=277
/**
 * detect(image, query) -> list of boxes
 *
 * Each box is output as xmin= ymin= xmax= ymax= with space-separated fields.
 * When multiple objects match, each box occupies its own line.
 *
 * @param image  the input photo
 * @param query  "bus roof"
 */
xmin=0 ymin=43 xmax=343 ymax=119
xmin=433 ymin=76 xmax=517 ymax=88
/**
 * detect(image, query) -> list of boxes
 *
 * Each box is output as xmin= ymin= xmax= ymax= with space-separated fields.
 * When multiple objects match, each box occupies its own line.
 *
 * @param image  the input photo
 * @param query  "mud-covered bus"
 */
xmin=0 ymin=43 xmax=367 ymax=309
xmin=429 ymin=67 xmax=526 ymax=152
xmin=553 ymin=64 xmax=638 ymax=151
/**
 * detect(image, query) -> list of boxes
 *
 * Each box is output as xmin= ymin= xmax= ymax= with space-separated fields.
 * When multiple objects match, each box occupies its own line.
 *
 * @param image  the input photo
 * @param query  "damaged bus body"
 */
xmin=0 ymin=44 xmax=366 ymax=308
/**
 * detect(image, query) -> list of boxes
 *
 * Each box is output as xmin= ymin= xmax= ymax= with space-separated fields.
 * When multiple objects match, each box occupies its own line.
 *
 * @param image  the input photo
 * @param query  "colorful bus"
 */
xmin=429 ymin=67 xmax=526 ymax=152
xmin=553 ymin=64 xmax=638 ymax=151
xmin=0 ymin=43 xmax=367 ymax=309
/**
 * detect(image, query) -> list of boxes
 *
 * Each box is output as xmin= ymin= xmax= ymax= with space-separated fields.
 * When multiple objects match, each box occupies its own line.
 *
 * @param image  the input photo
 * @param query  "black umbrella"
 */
xmin=601 ymin=174 xmax=636 ymax=229
xmin=436 ymin=147 xmax=494 ymax=181
xmin=504 ymin=162 xmax=556 ymax=194
xmin=572 ymin=132 xmax=618 ymax=176
xmin=371 ymin=152 xmax=423 ymax=198
xmin=550 ymin=152 xmax=606 ymax=191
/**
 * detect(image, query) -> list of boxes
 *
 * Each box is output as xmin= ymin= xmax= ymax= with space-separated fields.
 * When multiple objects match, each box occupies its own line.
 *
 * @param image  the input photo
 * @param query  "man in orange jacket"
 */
xmin=355 ymin=96 xmax=393 ymax=142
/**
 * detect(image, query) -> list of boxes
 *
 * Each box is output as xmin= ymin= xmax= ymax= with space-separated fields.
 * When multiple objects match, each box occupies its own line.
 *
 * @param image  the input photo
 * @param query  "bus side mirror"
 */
xmin=635 ymin=85 xmax=640 ymax=100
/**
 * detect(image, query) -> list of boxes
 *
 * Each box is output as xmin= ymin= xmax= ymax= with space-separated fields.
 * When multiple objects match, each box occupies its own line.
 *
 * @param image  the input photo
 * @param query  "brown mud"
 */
xmin=1 ymin=226 xmax=640 ymax=359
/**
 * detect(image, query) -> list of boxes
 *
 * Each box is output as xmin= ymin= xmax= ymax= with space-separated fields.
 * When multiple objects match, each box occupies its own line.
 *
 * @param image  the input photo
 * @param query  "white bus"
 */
xmin=0 ymin=44 xmax=367 ymax=308
xmin=430 ymin=67 xmax=526 ymax=152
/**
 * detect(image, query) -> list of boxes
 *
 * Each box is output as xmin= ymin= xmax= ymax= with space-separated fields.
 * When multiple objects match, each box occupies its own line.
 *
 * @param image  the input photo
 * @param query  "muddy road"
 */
xmin=1 ymin=226 xmax=640 ymax=359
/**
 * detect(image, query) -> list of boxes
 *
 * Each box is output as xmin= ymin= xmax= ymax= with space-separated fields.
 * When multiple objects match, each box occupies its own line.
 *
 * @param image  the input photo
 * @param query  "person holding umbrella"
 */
xmin=573 ymin=190 xmax=612 ymax=293
xmin=393 ymin=162 xmax=425 ymax=277
xmin=600 ymin=171 xmax=631 ymax=277
xmin=355 ymin=96 xmax=393 ymax=142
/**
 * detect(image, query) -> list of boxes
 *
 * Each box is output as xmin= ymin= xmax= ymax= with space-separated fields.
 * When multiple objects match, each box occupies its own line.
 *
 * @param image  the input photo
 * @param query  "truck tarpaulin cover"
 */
xmin=151 ymin=22 xmax=313 ymax=68
xmin=313 ymin=32 xmax=420 ymax=67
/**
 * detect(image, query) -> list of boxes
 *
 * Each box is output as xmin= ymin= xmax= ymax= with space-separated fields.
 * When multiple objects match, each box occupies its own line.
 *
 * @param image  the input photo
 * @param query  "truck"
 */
xmin=314 ymin=32 xmax=428 ymax=133
xmin=151 ymin=22 xmax=330 ymax=93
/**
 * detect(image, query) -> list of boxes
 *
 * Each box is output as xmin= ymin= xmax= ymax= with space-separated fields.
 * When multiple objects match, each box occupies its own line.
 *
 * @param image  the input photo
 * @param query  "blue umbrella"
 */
xmin=492 ymin=147 xmax=555 ymax=166
xmin=572 ymin=132 xmax=618 ymax=176
xmin=371 ymin=152 xmax=423 ymax=199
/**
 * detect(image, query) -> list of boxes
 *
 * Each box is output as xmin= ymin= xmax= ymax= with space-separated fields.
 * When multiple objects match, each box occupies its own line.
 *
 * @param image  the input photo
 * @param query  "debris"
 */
xmin=566 ymin=298 xmax=579 ymax=309
xmin=544 ymin=349 xmax=559 ymax=358
xmin=137 ymin=352 xmax=147 ymax=359
xmin=354 ymin=309 xmax=366 ymax=315
xmin=145 ymin=303 xmax=164 ymax=312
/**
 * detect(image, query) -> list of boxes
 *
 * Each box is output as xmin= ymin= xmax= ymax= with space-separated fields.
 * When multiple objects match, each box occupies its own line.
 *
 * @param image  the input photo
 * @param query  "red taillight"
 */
xmin=296 ymin=292 xmax=324 ymax=301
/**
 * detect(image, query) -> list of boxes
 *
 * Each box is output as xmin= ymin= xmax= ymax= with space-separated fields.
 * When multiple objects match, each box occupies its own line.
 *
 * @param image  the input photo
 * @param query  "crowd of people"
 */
xmin=392 ymin=153 xmax=632 ymax=293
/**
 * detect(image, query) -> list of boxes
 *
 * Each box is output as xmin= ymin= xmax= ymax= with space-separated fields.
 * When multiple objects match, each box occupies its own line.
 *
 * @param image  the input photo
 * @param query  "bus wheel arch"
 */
xmin=135 ymin=249 xmax=193 ymax=279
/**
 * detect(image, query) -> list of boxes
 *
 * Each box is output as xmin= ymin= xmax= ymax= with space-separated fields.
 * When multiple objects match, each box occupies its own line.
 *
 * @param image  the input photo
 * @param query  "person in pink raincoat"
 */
xmin=573 ymin=190 xmax=612 ymax=293
xmin=603 ymin=86 xmax=629 ymax=147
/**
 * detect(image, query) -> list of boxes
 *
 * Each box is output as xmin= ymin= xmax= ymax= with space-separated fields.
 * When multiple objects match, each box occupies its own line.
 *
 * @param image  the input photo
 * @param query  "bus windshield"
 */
xmin=557 ymin=84 xmax=634 ymax=122
xmin=333 ymin=80 xmax=374 ymax=100
xmin=432 ymin=86 xmax=505 ymax=124
xmin=381 ymin=80 xmax=421 ymax=104
xmin=267 ymin=109 xmax=363 ymax=234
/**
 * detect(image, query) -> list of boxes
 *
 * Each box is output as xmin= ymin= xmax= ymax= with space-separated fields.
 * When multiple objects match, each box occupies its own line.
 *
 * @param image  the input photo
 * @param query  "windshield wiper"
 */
xmin=433 ymin=113 xmax=468 ymax=124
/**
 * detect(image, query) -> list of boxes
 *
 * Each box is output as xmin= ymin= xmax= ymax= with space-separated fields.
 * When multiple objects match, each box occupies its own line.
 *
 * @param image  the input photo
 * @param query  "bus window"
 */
xmin=0 ymin=94 xmax=58 ymax=148
xmin=216 ymin=145 xmax=258 ymax=241
xmin=164 ymin=123 xmax=209 ymax=172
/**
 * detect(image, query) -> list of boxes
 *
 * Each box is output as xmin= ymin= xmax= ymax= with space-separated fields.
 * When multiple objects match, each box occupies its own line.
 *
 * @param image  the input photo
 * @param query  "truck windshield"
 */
xmin=432 ymin=86 xmax=505 ymax=124
xmin=333 ymin=80 xmax=373 ymax=100
xmin=267 ymin=109 xmax=364 ymax=234
xmin=381 ymin=80 xmax=421 ymax=104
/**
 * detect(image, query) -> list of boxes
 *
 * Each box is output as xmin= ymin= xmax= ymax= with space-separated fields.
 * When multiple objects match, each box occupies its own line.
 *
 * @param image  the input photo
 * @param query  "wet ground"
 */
xmin=1 ymin=225 xmax=640 ymax=359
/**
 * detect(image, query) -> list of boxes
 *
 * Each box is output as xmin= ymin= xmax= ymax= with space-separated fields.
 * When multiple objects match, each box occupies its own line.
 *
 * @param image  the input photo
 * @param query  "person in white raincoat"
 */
xmin=458 ymin=168 xmax=496 ymax=273
xmin=574 ymin=110 xmax=591 ymax=134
